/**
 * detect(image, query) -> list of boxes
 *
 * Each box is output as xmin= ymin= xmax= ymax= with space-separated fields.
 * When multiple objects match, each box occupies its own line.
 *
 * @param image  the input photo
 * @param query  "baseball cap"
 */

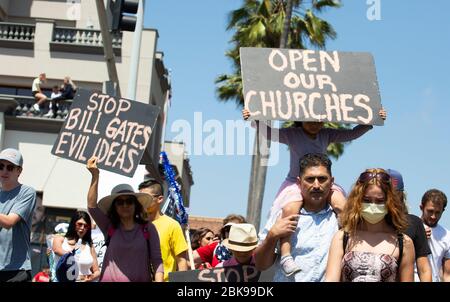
xmin=0 ymin=148 xmax=23 ymax=166
xmin=386 ymin=169 xmax=404 ymax=192
xmin=54 ymin=223 xmax=69 ymax=234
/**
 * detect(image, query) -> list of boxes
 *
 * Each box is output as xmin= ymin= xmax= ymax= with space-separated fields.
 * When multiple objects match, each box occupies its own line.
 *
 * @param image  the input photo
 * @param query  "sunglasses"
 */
xmin=76 ymin=222 xmax=90 ymax=229
xmin=0 ymin=163 xmax=16 ymax=172
xmin=115 ymin=199 xmax=134 ymax=206
xmin=358 ymin=171 xmax=391 ymax=184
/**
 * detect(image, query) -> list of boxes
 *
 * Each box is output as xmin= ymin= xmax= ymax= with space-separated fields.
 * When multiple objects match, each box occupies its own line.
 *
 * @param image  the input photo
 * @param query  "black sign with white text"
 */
xmin=240 ymin=47 xmax=384 ymax=125
xmin=51 ymin=89 xmax=160 ymax=177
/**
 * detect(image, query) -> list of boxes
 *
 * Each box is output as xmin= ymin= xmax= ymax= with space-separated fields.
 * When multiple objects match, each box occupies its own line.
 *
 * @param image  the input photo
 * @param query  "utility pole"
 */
xmin=95 ymin=0 xmax=121 ymax=97
xmin=246 ymin=0 xmax=294 ymax=232
xmin=126 ymin=0 xmax=144 ymax=99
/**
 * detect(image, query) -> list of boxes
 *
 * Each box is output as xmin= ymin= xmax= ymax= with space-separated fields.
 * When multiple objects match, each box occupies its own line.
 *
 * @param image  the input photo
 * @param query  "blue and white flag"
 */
xmin=160 ymin=151 xmax=188 ymax=225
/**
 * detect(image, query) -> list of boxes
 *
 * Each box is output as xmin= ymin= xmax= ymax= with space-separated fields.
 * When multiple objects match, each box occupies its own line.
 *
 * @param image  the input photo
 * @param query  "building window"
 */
xmin=0 ymin=85 xmax=52 ymax=97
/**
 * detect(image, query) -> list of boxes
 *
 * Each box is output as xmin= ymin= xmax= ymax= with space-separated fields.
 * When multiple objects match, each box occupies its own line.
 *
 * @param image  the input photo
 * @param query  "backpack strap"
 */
xmin=141 ymin=223 xmax=155 ymax=281
xmin=141 ymin=223 xmax=150 ymax=240
xmin=103 ymin=226 xmax=116 ymax=247
xmin=342 ymin=231 xmax=349 ymax=253
xmin=397 ymin=233 xmax=404 ymax=265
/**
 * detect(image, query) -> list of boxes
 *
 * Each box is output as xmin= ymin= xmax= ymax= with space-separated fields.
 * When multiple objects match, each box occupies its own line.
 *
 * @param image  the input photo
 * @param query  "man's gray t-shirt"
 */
xmin=0 ymin=185 xmax=37 ymax=271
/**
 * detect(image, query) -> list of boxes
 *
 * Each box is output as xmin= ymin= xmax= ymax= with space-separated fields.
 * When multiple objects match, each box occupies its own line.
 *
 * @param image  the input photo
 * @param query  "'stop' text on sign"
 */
xmin=51 ymin=89 xmax=160 ymax=177
xmin=240 ymin=47 xmax=383 ymax=125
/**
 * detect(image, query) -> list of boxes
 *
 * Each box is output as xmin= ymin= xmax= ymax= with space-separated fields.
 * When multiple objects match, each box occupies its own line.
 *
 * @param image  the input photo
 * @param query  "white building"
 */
xmin=0 ymin=0 xmax=177 ymax=272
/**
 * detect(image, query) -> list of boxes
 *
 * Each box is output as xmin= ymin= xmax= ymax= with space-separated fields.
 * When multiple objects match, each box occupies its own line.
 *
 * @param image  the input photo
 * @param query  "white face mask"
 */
xmin=361 ymin=203 xmax=387 ymax=224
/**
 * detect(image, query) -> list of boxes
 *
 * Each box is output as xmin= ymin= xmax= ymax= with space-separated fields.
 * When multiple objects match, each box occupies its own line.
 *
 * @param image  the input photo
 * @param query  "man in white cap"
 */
xmin=0 ymin=148 xmax=37 ymax=282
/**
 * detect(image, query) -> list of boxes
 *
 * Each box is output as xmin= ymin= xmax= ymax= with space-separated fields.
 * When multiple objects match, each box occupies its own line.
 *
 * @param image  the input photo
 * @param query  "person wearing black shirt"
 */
xmin=387 ymin=169 xmax=432 ymax=282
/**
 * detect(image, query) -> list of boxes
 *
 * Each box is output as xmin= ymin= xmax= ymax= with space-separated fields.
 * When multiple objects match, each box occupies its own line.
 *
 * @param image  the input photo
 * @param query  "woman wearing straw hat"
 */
xmin=86 ymin=157 xmax=163 ymax=282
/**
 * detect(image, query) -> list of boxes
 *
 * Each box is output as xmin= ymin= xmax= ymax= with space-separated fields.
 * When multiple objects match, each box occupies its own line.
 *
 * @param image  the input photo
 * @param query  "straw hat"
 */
xmin=97 ymin=183 xmax=154 ymax=214
xmin=222 ymin=223 xmax=258 ymax=252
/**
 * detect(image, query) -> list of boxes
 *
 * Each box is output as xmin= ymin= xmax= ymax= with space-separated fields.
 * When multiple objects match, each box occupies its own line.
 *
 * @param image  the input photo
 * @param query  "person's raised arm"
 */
xmin=86 ymin=157 xmax=99 ymax=209
xmin=399 ymin=235 xmax=415 ymax=282
xmin=325 ymin=230 xmax=345 ymax=282
xmin=254 ymin=214 xmax=299 ymax=271
xmin=242 ymin=108 xmax=289 ymax=144
xmin=328 ymin=108 xmax=387 ymax=143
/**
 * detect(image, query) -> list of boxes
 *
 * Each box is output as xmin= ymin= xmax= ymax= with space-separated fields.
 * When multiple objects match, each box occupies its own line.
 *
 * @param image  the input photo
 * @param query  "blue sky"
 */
xmin=145 ymin=0 xmax=450 ymax=230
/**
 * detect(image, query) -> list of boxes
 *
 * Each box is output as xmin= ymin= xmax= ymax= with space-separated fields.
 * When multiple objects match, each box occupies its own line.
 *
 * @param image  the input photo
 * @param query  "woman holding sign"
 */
xmin=242 ymin=108 xmax=387 ymax=276
xmin=86 ymin=157 xmax=164 ymax=282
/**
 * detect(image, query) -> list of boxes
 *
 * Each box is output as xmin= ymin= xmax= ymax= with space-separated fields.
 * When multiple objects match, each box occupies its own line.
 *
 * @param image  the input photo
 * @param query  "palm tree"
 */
xmin=216 ymin=0 xmax=342 ymax=229
xmin=216 ymin=0 xmax=345 ymax=157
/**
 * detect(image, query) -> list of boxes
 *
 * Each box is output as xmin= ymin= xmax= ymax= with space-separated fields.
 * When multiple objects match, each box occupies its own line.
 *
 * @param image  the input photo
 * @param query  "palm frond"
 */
xmin=312 ymin=0 xmax=342 ymax=12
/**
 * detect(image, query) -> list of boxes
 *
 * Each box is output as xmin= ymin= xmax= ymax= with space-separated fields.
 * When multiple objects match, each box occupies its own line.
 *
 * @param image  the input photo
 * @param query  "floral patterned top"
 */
xmin=341 ymin=251 xmax=398 ymax=282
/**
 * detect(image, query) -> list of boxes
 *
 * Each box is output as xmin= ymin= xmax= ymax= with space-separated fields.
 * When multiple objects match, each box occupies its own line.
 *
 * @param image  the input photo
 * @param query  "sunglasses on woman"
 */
xmin=0 ymin=163 xmax=16 ymax=172
xmin=76 ymin=222 xmax=90 ymax=229
xmin=358 ymin=171 xmax=391 ymax=184
xmin=115 ymin=199 xmax=134 ymax=206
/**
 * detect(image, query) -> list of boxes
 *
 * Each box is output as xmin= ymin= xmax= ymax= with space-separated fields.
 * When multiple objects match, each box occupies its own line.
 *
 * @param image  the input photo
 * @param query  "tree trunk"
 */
xmin=246 ymin=0 xmax=294 ymax=232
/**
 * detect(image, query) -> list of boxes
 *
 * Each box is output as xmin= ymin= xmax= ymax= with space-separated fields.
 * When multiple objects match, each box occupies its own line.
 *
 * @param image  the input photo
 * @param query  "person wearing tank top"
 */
xmin=325 ymin=168 xmax=415 ymax=282
xmin=51 ymin=211 xmax=100 ymax=282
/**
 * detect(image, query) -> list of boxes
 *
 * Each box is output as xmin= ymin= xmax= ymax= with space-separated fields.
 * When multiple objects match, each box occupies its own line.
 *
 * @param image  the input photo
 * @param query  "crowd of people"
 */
xmin=0 ymin=106 xmax=449 ymax=283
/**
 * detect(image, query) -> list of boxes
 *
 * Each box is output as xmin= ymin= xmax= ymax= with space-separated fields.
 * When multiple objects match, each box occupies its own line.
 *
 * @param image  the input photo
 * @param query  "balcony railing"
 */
xmin=1 ymin=94 xmax=71 ymax=133
xmin=50 ymin=27 xmax=122 ymax=55
xmin=12 ymin=96 xmax=71 ymax=120
xmin=0 ymin=22 xmax=35 ymax=49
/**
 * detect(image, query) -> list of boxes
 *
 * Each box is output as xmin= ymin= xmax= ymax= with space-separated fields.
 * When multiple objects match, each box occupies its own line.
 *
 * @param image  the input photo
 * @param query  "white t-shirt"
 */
xmin=32 ymin=78 xmax=41 ymax=92
xmin=426 ymin=223 xmax=450 ymax=282
xmin=51 ymin=92 xmax=61 ymax=99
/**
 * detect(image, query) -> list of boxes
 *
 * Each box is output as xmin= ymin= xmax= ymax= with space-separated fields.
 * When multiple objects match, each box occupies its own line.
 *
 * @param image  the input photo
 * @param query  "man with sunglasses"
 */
xmin=0 ymin=148 xmax=37 ymax=282
xmin=138 ymin=178 xmax=188 ymax=282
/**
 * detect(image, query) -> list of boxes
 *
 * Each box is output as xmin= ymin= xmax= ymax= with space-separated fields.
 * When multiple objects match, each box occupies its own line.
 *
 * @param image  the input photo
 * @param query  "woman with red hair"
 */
xmin=325 ymin=168 xmax=415 ymax=282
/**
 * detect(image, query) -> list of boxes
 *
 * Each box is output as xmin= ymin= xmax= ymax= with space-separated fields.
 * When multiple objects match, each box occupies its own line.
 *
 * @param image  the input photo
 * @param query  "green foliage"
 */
xmin=216 ymin=0 xmax=345 ymax=158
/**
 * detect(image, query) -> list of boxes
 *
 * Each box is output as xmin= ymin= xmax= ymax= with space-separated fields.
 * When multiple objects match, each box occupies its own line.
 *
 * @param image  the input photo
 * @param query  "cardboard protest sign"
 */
xmin=169 ymin=264 xmax=275 ymax=282
xmin=51 ymin=89 xmax=160 ymax=177
xmin=240 ymin=47 xmax=384 ymax=125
